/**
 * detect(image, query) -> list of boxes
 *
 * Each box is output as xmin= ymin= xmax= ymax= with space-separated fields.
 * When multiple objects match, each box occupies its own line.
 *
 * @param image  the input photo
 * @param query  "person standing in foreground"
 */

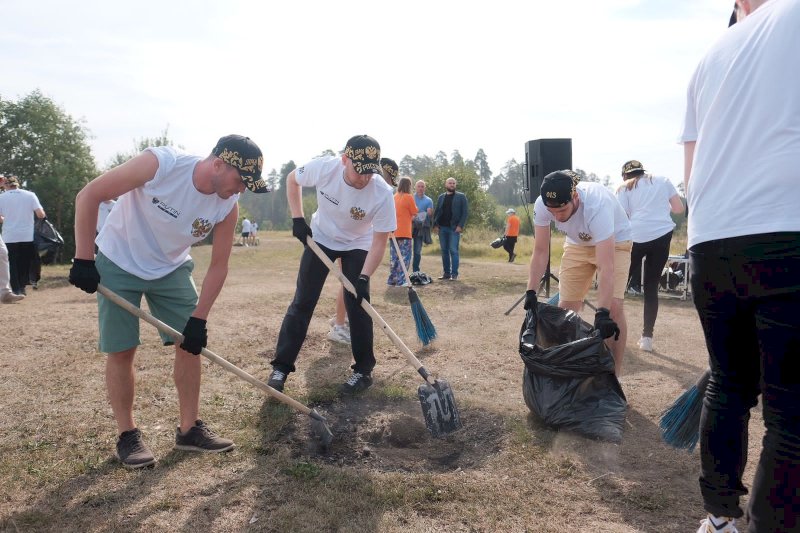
xmin=0 ymin=175 xmax=46 ymax=296
xmin=388 ymin=176 xmax=419 ymax=286
xmin=69 ymin=134 xmax=269 ymax=468
xmin=523 ymin=170 xmax=632 ymax=376
xmin=432 ymin=177 xmax=468 ymax=280
xmin=503 ymin=208 xmax=520 ymax=263
xmin=0 ymin=175 xmax=25 ymax=303
xmin=616 ymin=160 xmax=684 ymax=353
xmin=267 ymin=135 xmax=396 ymax=394
xmin=411 ymin=180 xmax=434 ymax=273
xmin=680 ymin=1 xmax=800 ymax=531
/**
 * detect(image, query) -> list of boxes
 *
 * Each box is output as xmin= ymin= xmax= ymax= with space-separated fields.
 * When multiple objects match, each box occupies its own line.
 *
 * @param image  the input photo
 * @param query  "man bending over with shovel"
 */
xmin=267 ymin=134 xmax=396 ymax=394
xmin=524 ymin=170 xmax=633 ymax=376
xmin=69 ymin=135 xmax=269 ymax=469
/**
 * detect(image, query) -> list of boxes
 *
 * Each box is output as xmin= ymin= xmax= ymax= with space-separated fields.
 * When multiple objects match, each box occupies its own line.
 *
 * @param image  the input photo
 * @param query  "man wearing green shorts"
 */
xmin=69 ymin=135 xmax=268 ymax=468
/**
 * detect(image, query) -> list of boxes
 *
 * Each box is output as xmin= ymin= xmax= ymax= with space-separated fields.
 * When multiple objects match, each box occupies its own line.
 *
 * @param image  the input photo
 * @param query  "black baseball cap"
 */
xmin=212 ymin=134 xmax=269 ymax=193
xmin=540 ymin=170 xmax=580 ymax=208
xmin=344 ymin=135 xmax=381 ymax=175
xmin=380 ymin=157 xmax=399 ymax=186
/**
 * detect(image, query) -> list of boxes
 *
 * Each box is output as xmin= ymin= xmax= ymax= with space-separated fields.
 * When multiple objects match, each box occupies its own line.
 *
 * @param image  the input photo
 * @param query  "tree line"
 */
xmin=3 ymin=90 xmax=672 ymax=262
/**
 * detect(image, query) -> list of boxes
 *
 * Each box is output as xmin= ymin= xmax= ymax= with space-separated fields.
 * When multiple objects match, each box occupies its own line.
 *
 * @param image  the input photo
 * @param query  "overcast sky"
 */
xmin=1 ymin=0 xmax=732 ymax=188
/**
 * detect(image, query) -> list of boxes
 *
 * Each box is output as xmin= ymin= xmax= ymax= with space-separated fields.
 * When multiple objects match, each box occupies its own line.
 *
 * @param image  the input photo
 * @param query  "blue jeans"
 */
xmin=690 ymin=232 xmax=800 ymax=530
xmin=412 ymin=235 xmax=424 ymax=272
xmin=438 ymin=226 xmax=460 ymax=277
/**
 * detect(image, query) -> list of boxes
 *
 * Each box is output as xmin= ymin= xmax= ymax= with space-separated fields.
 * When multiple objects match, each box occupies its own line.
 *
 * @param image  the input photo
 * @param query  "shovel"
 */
xmin=96 ymin=284 xmax=334 ymax=448
xmin=305 ymin=237 xmax=462 ymax=438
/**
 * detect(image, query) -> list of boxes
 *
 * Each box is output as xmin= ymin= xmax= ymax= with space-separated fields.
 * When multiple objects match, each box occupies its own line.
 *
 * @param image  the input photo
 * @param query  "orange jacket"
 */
xmin=505 ymin=214 xmax=520 ymax=237
xmin=394 ymin=192 xmax=418 ymax=239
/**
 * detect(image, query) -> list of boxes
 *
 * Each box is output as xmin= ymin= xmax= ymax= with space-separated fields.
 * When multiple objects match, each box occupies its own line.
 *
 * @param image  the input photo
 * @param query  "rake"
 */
xmin=96 ymin=284 xmax=334 ymax=448
xmin=389 ymin=234 xmax=437 ymax=345
xmin=659 ymin=369 xmax=711 ymax=452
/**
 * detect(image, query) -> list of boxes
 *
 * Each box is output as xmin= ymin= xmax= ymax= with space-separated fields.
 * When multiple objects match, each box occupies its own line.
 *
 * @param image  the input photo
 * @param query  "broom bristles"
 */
xmin=659 ymin=369 xmax=711 ymax=452
xmin=408 ymin=287 xmax=437 ymax=345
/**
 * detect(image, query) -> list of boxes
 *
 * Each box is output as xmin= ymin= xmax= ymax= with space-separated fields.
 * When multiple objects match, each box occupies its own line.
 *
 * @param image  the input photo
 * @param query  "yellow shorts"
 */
xmin=558 ymin=241 xmax=632 ymax=301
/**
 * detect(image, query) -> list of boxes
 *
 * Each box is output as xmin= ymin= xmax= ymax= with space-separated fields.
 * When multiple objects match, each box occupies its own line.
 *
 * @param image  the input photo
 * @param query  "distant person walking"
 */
xmin=680 ymin=0 xmax=800 ymax=531
xmin=388 ymin=177 xmax=418 ymax=286
xmin=0 ymin=175 xmax=46 ymax=296
xmin=412 ymin=180 xmax=433 ymax=273
xmin=433 ymin=177 xmax=468 ymax=280
xmin=240 ymin=217 xmax=252 ymax=246
xmin=0 ymin=175 xmax=24 ymax=303
xmin=616 ymin=160 xmax=684 ymax=353
xmin=503 ymin=208 xmax=520 ymax=262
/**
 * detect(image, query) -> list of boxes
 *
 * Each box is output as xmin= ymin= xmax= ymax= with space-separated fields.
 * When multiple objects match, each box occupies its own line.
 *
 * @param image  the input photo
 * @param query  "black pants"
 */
xmin=502 ymin=236 xmax=517 ymax=260
xmin=6 ymin=241 xmax=34 ymax=294
xmin=691 ymin=232 xmax=800 ymax=530
xmin=271 ymin=243 xmax=374 ymax=375
xmin=629 ymin=231 xmax=672 ymax=337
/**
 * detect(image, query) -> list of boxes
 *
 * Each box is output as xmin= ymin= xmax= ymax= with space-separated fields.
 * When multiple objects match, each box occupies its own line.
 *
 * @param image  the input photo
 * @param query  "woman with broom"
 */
xmin=388 ymin=176 xmax=418 ymax=287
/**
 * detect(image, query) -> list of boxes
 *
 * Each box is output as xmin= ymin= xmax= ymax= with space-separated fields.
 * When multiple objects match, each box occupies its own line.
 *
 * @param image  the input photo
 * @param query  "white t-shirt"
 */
xmin=251 ymin=222 xmax=258 ymax=233
xmin=96 ymin=146 xmax=239 ymax=280
xmin=0 ymin=189 xmax=44 ymax=243
xmin=295 ymin=156 xmax=396 ymax=251
xmin=534 ymin=181 xmax=632 ymax=246
xmin=96 ymin=199 xmax=116 ymax=233
xmin=616 ymin=176 xmax=678 ymax=243
xmin=241 ymin=218 xmax=252 ymax=233
xmin=680 ymin=0 xmax=800 ymax=248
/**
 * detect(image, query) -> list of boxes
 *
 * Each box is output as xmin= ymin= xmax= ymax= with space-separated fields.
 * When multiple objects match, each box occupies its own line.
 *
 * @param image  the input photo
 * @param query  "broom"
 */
xmin=659 ymin=369 xmax=711 ymax=452
xmin=390 ymin=234 xmax=437 ymax=345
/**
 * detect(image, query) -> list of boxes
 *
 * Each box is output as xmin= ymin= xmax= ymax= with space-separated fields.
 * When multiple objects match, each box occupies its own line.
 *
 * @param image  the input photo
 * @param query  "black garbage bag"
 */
xmin=490 ymin=236 xmax=506 ymax=249
xmin=519 ymin=302 xmax=627 ymax=442
xmin=34 ymin=218 xmax=64 ymax=265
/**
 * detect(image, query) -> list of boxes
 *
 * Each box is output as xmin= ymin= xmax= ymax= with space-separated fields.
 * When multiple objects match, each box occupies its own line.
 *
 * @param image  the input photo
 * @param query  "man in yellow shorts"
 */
xmin=523 ymin=170 xmax=632 ymax=375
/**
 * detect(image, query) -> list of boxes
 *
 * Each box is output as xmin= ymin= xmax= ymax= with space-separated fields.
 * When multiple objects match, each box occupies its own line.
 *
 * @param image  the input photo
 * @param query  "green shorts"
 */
xmin=95 ymin=253 xmax=198 ymax=354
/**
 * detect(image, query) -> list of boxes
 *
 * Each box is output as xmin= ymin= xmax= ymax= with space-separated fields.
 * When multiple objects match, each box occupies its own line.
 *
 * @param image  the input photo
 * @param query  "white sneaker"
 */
xmin=697 ymin=515 xmax=738 ymax=533
xmin=329 ymin=316 xmax=349 ymax=327
xmin=327 ymin=325 xmax=351 ymax=345
xmin=1 ymin=291 xmax=24 ymax=303
xmin=637 ymin=337 xmax=653 ymax=352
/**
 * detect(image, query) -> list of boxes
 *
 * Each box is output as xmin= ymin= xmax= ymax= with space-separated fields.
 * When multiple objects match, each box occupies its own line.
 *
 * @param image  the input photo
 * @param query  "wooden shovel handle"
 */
xmin=96 ymin=284 xmax=314 ymax=416
xmin=305 ymin=238 xmax=431 ymax=382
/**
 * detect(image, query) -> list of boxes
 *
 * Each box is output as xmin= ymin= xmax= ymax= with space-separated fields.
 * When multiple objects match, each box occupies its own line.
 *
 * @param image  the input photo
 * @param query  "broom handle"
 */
xmin=305 ymin=238 xmax=431 ymax=382
xmin=96 ymin=284 xmax=315 ymax=416
xmin=390 ymin=233 xmax=414 ymax=286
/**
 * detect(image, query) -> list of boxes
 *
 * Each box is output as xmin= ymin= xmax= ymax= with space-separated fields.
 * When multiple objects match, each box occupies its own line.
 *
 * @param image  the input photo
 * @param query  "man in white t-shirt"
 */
xmin=0 ymin=174 xmax=25 ymax=303
xmin=0 ymin=175 xmax=46 ymax=296
xmin=523 ymin=170 xmax=632 ymax=375
xmin=69 ymin=134 xmax=269 ymax=469
xmin=680 ymin=1 xmax=800 ymax=530
xmin=267 ymin=134 xmax=396 ymax=394
xmin=240 ymin=217 xmax=252 ymax=246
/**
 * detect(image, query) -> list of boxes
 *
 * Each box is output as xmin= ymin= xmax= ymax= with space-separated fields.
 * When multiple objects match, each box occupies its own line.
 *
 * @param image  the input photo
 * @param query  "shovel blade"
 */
xmin=418 ymin=379 xmax=462 ymax=438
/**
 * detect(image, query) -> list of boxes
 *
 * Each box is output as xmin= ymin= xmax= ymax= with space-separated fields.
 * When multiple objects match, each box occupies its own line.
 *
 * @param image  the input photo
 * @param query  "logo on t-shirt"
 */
xmin=319 ymin=190 xmax=340 ymax=206
xmin=191 ymin=218 xmax=213 ymax=238
xmin=350 ymin=206 xmax=366 ymax=221
xmin=151 ymin=197 xmax=180 ymax=219
xmin=578 ymin=232 xmax=592 ymax=242
xmin=297 ymin=166 xmax=304 ymax=175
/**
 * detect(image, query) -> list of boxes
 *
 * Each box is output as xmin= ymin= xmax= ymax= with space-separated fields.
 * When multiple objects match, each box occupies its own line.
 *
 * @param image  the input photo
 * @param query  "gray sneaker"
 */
xmin=174 ymin=420 xmax=235 ymax=453
xmin=339 ymin=372 xmax=373 ymax=394
xmin=268 ymin=369 xmax=288 ymax=392
xmin=116 ymin=428 xmax=155 ymax=469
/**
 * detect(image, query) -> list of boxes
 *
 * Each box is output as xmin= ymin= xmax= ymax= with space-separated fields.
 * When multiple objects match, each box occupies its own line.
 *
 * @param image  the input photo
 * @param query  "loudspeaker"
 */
xmin=524 ymin=138 xmax=572 ymax=203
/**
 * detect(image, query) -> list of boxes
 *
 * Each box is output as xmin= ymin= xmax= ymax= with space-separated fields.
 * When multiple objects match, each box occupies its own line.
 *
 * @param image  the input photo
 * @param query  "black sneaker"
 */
xmin=339 ymin=372 xmax=373 ymax=394
xmin=449 ymin=274 xmax=459 ymax=281
xmin=437 ymin=274 xmax=450 ymax=280
xmin=116 ymin=428 xmax=155 ymax=469
xmin=509 ymin=253 xmax=516 ymax=263
xmin=174 ymin=420 xmax=235 ymax=453
xmin=268 ymin=369 xmax=288 ymax=392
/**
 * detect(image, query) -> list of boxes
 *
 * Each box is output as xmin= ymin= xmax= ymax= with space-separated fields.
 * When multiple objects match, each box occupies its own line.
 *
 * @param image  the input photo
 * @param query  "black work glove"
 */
xmin=180 ymin=317 xmax=207 ymax=355
xmin=593 ymin=307 xmax=620 ymax=340
xmin=523 ymin=289 xmax=538 ymax=311
xmin=353 ymin=274 xmax=370 ymax=306
xmin=69 ymin=258 xmax=101 ymax=294
xmin=292 ymin=217 xmax=312 ymax=246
